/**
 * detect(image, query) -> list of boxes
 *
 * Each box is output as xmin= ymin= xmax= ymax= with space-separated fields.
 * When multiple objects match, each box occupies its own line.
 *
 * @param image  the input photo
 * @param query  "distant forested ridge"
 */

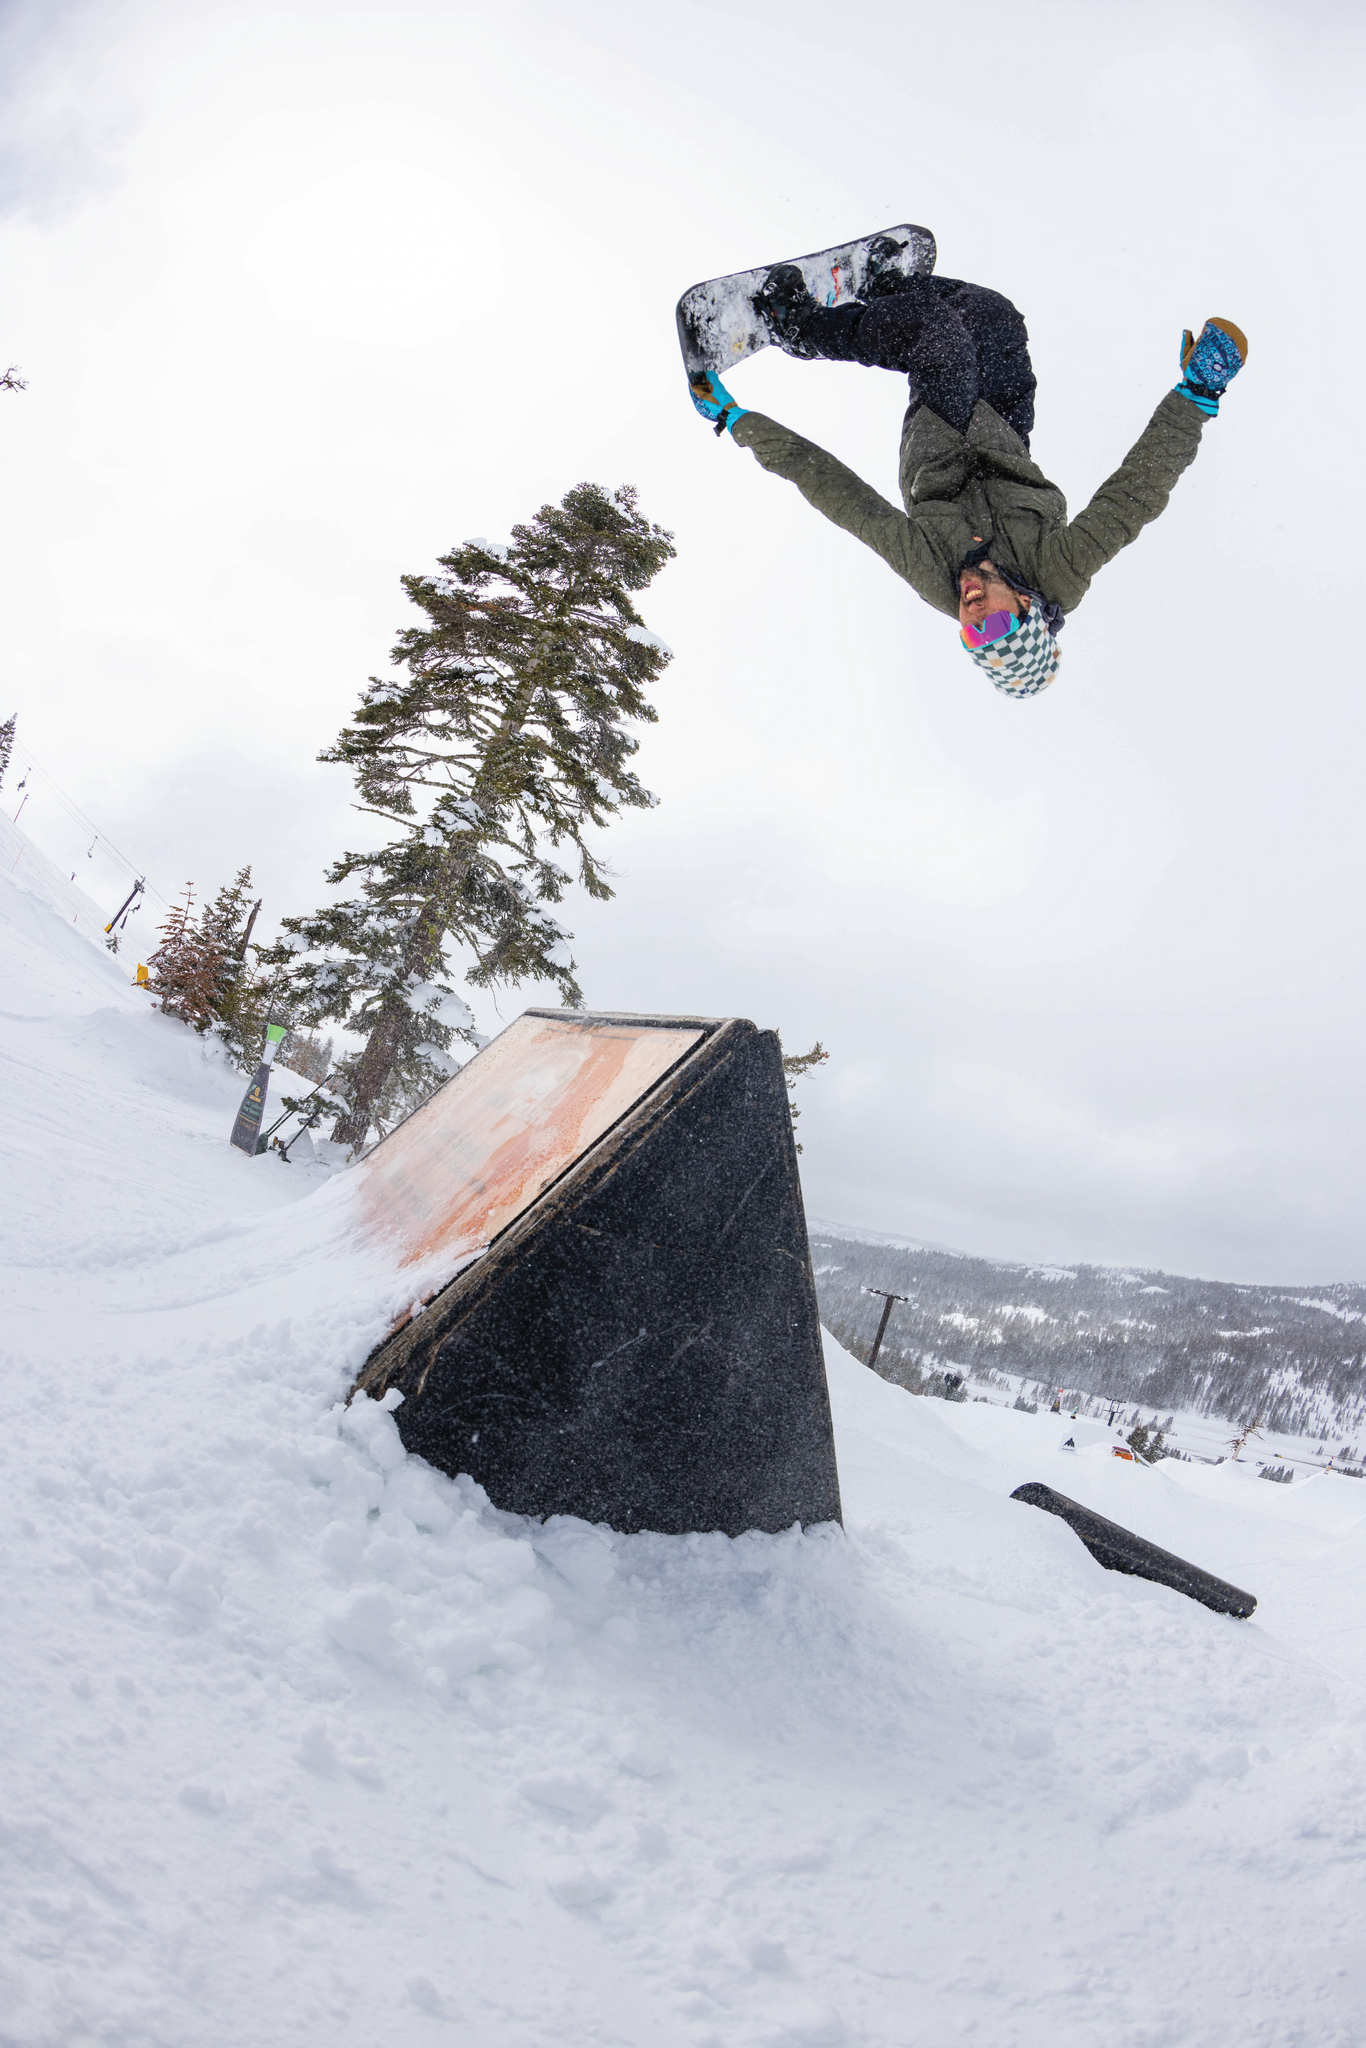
xmin=809 ymin=1226 xmax=1366 ymax=1443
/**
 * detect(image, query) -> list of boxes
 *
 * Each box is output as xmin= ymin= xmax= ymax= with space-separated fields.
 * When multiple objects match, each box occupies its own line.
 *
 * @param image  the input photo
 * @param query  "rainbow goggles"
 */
xmin=960 ymin=608 xmax=1019 ymax=650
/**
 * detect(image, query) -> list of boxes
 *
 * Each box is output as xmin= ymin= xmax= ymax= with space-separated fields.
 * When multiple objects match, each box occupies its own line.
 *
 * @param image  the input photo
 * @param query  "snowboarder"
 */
xmin=688 ymin=261 xmax=1247 ymax=698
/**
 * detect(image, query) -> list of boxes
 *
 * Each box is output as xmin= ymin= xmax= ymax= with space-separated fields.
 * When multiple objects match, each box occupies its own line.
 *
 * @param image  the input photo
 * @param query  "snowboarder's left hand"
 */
xmin=689 ymin=371 xmax=748 ymax=437
xmin=1175 ymin=318 xmax=1248 ymax=416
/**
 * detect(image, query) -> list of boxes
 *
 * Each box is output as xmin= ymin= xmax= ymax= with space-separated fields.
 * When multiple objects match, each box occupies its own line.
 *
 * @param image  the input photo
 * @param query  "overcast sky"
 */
xmin=1 ymin=0 xmax=1363 ymax=1283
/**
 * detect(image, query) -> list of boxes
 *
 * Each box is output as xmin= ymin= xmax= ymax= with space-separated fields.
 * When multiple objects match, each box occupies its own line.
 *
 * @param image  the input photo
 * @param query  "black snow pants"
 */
xmin=798 ymin=276 xmax=1037 ymax=447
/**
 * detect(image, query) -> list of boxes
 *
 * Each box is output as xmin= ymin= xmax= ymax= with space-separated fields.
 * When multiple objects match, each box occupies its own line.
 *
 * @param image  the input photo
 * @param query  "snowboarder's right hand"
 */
xmin=1175 ymin=318 xmax=1247 ymax=416
xmin=689 ymin=371 xmax=748 ymax=437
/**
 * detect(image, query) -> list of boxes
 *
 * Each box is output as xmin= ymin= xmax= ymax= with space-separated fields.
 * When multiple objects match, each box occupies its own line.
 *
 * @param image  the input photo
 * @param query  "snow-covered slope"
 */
xmin=4 ymin=818 xmax=1366 ymax=2048
xmin=0 ymin=798 xmax=115 ymax=951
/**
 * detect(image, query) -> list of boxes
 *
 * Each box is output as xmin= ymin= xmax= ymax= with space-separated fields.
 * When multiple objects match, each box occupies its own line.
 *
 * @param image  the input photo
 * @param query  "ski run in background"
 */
xmin=3 ymin=802 xmax=1366 ymax=2048
xmin=809 ymin=1220 xmax=1366 ymax=1473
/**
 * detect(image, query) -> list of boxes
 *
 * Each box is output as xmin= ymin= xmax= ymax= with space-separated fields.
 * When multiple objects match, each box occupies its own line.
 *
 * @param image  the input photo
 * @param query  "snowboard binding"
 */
xmin=751 ymin=263 xmax=821 ymax=357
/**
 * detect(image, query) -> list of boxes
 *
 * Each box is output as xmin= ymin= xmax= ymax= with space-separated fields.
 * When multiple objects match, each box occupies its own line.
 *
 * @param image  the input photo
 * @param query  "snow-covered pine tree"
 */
xmin=0 ymin=714 xmax=15 ymax=790
xmin=267 ymin=482 xmax=675 ymax=1150
xmin=200 ymin=867 xmax=274 ymax=1066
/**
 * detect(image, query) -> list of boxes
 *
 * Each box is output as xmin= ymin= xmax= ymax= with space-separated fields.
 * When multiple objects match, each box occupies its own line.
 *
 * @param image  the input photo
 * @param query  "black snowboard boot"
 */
xmin=754 ymin=262 xmax=865 ymax=363
xmin=753 ymin=263 xmax=822 ymax=355
xmin=864 ymin=233 xmax=922 ymax=300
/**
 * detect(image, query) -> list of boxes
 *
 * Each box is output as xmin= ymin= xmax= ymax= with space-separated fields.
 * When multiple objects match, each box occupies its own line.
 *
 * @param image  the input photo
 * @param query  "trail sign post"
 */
xmin=229 ymin=1023 xmax=287 ymax=1156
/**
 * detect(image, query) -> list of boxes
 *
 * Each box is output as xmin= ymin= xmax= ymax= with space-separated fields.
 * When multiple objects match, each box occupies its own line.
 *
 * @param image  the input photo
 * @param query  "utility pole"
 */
xmin=104 ymin=877 xmax=145 ymax=934
xmin=865 ymin=1288 xmax=910 ymax=1371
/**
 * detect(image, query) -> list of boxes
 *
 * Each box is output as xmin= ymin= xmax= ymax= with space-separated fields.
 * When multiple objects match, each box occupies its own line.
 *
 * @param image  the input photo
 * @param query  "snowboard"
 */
xmin=676 ymin=223 xmax=936 ymax=377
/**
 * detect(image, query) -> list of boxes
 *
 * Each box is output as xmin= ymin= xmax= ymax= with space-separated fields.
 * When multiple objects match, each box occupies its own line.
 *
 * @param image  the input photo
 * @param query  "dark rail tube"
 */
xmin=1011 ymin=1482 xmax=1257 ymax=1618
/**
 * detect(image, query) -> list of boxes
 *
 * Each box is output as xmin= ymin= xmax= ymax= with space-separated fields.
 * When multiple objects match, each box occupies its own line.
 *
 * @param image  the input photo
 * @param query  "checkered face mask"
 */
xmin=959 ymin=604 xmax=1060 ymax=698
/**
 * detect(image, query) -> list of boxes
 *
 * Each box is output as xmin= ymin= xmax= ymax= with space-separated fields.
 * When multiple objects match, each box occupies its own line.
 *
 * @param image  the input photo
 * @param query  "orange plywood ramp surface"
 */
xmin=356 ymin=1011 xmax=704 ymax=1270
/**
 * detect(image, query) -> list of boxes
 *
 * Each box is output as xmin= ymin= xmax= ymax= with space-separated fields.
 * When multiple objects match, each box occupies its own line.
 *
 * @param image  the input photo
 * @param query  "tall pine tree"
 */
xmin=267 ymin=482 xmax=675 ymax=1149
xmin=0 ymin=713 xmax=15 ymax=791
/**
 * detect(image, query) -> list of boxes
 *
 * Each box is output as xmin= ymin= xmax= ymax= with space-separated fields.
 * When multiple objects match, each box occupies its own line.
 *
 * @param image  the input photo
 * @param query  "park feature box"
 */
xmin=352 ymin=1010 xmax=841 ymax=1538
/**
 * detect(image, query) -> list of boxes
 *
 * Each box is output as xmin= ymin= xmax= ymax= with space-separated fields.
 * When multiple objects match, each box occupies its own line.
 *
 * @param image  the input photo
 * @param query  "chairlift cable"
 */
xmin=6 ymin=740 xmax=168 ymax=905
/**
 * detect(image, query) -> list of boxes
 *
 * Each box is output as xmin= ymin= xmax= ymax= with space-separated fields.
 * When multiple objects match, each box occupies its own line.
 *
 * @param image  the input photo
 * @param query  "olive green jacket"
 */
xmin=729 ymin=390 xmax=1206 ymax=618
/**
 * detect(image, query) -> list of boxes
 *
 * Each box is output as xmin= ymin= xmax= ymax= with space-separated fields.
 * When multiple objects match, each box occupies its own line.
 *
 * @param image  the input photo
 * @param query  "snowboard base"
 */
xmin=676 ymin=223 xmax=936 ymax=377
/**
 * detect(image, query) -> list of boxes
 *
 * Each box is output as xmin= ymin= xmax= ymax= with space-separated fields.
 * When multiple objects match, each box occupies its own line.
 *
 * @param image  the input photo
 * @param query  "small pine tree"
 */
xmin=146 ymin=868 xmax=275 ymax=1061
xmin=0 ymin=713 xmax=14 ymax=791
xmin=1228 ymin=1412 xmax=1263 ymax=1462
xmin=147 ymin=886 xmax=215 ymax=1026
xmin=266 ymin=482 xmax=676 ymax=1149
xmin=782 ymin=1039 xmax=828 ymax=1154
xmin=1126 ymin=1423 xmax=1151 ymax=1460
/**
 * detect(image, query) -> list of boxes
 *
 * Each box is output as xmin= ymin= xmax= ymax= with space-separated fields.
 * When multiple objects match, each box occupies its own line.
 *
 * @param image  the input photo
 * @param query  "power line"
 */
xmin=7 ymin=739 xmax=169 ymax=907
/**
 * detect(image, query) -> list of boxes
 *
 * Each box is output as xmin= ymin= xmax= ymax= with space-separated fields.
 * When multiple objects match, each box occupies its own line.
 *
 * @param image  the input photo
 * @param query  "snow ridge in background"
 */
xmin=811 ymin=1227 xmax=1366 ymax=1450
xmin=4 ymin=817 xmax=1366 ymax=2046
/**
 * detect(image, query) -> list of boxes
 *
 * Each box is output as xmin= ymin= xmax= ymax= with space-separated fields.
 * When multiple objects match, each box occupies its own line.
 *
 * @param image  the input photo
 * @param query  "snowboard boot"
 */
xmin=752 ymin=263 xmax=822 ymax=356
xmin=863 ymin=233 xmax=923 ymax=300
xmin=753 ymin=262 xmax=865 ymax=363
